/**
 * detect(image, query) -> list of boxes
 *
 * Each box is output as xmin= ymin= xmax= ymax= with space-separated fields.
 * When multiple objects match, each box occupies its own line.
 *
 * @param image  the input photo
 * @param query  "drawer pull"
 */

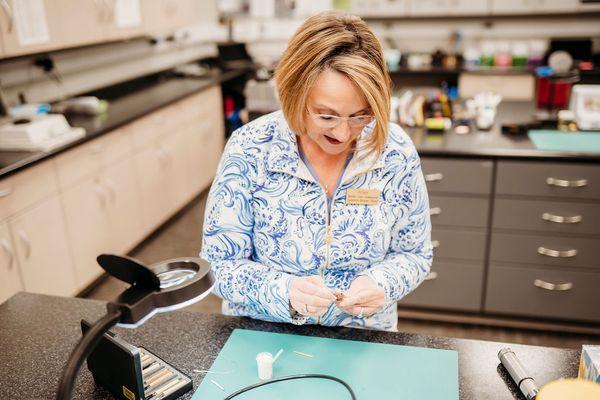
xmin=0 ymin=0 xmax=14 ymax=33
xmin=545 ymin=177 xmax=588 ymax=188
xmin=0 ymin=187 xmax=12 ymax=198
xmin=431 ymin=240 xmax=440 ymax=249
xmin=429 ymin=207 xmax=442 ymax=216
xmin=425 ymin=173 xmax=443 ymax=182
xmin=18 ymin=231 xmax=31 ymax=260
xmin=534 ymin=279 xmax=573 ymax=291
xmin=542 ymin=213 xmax=582 ymax=224
xmin=537 ymin=246 xmax=577 ymax=258
xmin=0 ymin=239 xmax=14 ymax=270
xmin=424 ymin=271 xmax=438 ymax=281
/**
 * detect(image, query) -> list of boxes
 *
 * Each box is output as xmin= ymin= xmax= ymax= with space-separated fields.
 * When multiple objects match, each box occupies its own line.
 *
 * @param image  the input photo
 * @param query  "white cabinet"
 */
xmin=450 ymin=0 xmax=489 ymax=15
xmin=0 ymin=86 xmax=224 ymax=299
xmin=141 ymin=0 xmax=198 ymax=34
xmin=102 ymin=0 xmax=146 ymax=41
xmin=55 ymin=0 xmax=106 ymax=48
xmin=409 ymin=0 xmax=452 ymax=16
xmin=133 ymin=142 xmax=174 ymax=233
xmin=61 ymin=174 xmax=113 ymax=288
xmin=186 ymin=119 xmax=224 ymax=196
xmin=0 ymin=221 xmax=22 ymax=304
xmin=0 ymin=0 xmax=63 ymax=57
xmin=10 ymin=196 xmax=77 ymax=296
xmin=490 ymin=0 xmax=578 ymax=14
xmin=103 ymin=158 xmax=144 ymax=255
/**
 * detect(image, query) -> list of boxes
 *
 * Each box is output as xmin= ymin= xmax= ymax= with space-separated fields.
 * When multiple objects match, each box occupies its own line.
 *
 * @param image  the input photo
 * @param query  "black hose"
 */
xmin=223 ymin=374 xmax=357 ymax=400
xmin=55 ymin=309 xmax=122 ymax=400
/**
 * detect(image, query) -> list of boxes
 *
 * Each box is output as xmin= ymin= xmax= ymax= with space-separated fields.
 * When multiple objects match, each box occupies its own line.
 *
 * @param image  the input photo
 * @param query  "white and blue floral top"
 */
xmin=201 ymin=111 xmax=432 ymax=331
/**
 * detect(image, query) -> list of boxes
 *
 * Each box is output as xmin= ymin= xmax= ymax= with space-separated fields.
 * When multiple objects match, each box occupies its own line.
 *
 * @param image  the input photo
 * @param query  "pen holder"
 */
xmin=81 ymin=320 xmax=192 ymax=400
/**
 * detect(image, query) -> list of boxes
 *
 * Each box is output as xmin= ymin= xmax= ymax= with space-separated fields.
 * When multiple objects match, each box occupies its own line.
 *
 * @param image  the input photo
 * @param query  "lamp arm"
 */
xmin=55 ymin=308 xmax=122 ymax=400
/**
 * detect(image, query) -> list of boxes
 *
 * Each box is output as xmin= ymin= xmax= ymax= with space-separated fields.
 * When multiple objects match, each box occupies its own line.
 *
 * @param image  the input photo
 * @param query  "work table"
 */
xmin=0 ymin=293 xmax=580 ymax=399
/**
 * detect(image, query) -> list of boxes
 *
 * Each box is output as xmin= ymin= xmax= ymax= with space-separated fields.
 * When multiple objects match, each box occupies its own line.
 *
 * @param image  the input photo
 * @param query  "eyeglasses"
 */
xmin=309 ymin=113 xmax=375 ymax=129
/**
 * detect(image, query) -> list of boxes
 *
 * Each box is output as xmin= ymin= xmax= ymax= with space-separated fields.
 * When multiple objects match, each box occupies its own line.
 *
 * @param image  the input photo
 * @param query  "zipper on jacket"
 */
xmin=318 ymin=184 xmax=333 ymax=325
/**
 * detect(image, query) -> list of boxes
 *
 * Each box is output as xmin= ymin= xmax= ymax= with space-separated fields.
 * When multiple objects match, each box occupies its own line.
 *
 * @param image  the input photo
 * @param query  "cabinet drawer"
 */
xmin=494 ymin=198 xmax=600 ymax=235
xmin=429 ymin=196 xmax=489 ymax=228
xmin=0 ymin=161 xmax=58 ymax=221
xmin=130 ymin=102 xmax=180 ymax=150
xmin=485 ymin=265 xmax=600 ymax=322
xmin=54 ymin=127 xmax=132 ymax=188
xmin=496 ymin=161 xmax=600 ymax=200
xmin=432 ymin=229 xmax=487 ymax=261
xmin=399 ymin=261 xmax=484 ymax=312
xmin=421 ymin=158 xmax=493 ymax=195
xmin=184 ymin=86 xmax=222 ymax=123
xmin=490 ymin=232 xmax=599 ymax=270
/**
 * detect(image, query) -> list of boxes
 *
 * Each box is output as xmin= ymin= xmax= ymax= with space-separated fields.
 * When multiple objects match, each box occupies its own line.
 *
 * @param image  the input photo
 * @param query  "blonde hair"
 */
xmin=275 ymin=11 xmax=391 ymax=158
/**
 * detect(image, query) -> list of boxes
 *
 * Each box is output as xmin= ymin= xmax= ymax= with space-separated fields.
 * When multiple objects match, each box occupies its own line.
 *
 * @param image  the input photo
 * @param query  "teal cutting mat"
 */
xmin=528 ymin=130 xmax=600 ymax=152
xmin=191 ymin=329 xmax=458 ymax=400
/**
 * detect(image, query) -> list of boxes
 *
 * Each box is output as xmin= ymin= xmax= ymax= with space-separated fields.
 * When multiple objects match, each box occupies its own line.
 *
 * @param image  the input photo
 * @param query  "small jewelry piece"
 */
xmin=210 ymin=379 xmax=225 ymax=391
xmin=293 ymin=351 xmax=315 ymax=358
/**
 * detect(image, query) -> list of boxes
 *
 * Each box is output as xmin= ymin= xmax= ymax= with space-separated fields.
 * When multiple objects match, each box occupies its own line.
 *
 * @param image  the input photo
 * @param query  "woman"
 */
xmin=201 ymin=11 xmax=432 ymax=332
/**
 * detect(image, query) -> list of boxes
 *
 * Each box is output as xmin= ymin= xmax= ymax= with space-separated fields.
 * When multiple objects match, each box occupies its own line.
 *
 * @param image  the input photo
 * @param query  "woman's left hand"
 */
xmin=336 ymin=275 xmax=386 ymax=317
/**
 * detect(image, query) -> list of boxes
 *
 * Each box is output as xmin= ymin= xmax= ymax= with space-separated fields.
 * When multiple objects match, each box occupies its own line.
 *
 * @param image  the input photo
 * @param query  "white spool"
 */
xmin=256 ymin=352 xmax=274 ymax=380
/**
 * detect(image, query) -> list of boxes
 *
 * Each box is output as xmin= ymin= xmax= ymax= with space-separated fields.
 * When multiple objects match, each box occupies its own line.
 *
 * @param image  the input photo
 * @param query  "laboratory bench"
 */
xmin=1 ymin=70 xmax=599 ymax=324
xmin=0 ymin=292 xmax=581 ymax=400
xmin=401 ymin=103 xmax=600 ymax=325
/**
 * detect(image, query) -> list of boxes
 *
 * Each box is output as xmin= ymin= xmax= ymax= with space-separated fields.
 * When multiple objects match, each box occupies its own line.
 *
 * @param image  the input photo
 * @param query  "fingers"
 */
xmin=337 ymin=289 xmax=381 ymax=309
xmin=289 ymin=276 xmax=338 ymax=317
xmin=338 ymin=304 xmax=379 ymax=317
xmin=292 ymin=289 xmax=334 ymax=309
xmin=296 ymin=276 xmax=337 ymax=302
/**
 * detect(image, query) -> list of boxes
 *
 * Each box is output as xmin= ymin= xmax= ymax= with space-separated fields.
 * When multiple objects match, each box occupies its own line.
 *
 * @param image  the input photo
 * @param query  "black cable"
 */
xmin=223 ymin=374 xmax=357 ymax=400
xmin=55 ymin=309 xmax=122 ymax=400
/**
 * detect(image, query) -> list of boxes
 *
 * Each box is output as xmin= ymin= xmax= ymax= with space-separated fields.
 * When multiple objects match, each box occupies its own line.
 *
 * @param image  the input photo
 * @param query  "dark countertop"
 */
xmin=0 ymin=292 xmax=580 ymax=399
xmin=408 ymin=101 xmax=600 ymax=162
xmin=1 ymin=71 xmax=598 ymax=181
xmin=0 ymin=69 xmax=246 ymax=179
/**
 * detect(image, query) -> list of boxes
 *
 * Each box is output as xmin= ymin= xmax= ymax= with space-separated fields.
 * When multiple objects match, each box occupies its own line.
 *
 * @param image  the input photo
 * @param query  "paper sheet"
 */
xmin=12 ymin=0 xmax=50 ymax=46
xmin=114 ymin=0 xmax=141 ymax=28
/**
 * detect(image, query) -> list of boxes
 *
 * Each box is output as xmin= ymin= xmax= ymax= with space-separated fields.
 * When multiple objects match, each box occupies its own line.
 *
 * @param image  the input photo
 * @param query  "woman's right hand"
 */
xmin=289 ymin=275 xmax=338 ymax=318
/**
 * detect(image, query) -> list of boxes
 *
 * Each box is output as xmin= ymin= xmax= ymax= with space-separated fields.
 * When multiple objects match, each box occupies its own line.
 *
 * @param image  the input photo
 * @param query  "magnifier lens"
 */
xmin=156 ymin=269 xmax=197 ymax=289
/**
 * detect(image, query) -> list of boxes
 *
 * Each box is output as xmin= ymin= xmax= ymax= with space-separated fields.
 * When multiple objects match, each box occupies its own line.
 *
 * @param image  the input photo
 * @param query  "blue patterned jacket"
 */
xmin=201 ymin=111 xmax=432 ymax=331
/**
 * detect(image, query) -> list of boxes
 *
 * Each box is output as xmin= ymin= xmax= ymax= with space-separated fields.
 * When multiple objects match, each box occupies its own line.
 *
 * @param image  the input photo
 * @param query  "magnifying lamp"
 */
xmin=55 ymin=254 xmax=215 ymax=400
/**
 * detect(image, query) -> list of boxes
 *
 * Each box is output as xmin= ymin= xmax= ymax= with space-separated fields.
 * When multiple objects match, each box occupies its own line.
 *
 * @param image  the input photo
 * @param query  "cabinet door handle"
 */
xmin=18 ymin=231 xmax=31 ymax=260
xmin=94 ymin=184 xmax=107 ymax=210
xmin=431 ymin=240 xmax=440 ymax=249
xmin=94 ymin=0 xmax=105 ymax=21
xmin=0 ymin=187 xmax=12 ymax=198
xmin=0 ymin=0 xmax=14 ymax=33
xmin=424 ymin=271 xmax=438 ymax=281
xmin=537 ymin=246 xmax=577 ymax=258
xmin=0 ymin=239 xmax=14 ymax=270
xmin=429 ymin=207 xmax=442 ymax=216
xmin=425 ymin=173 xmax=443 ymax=182
xmin=156 ymin=147 xmax=169 ymax=169
xmin=542 ymin=212 xmax=582 ymax=224
xmin=534 ymin=279 xmax=573 ymax=291
xmin=545 ymin=177 xmax=588 ymax=188
xmin=103 ymin=179 xmax=116 ymax=204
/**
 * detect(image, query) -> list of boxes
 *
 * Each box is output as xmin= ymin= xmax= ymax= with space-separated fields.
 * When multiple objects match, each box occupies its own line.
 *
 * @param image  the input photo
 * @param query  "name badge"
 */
xmin=345 ymin=189 xmax=381 ymax=205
